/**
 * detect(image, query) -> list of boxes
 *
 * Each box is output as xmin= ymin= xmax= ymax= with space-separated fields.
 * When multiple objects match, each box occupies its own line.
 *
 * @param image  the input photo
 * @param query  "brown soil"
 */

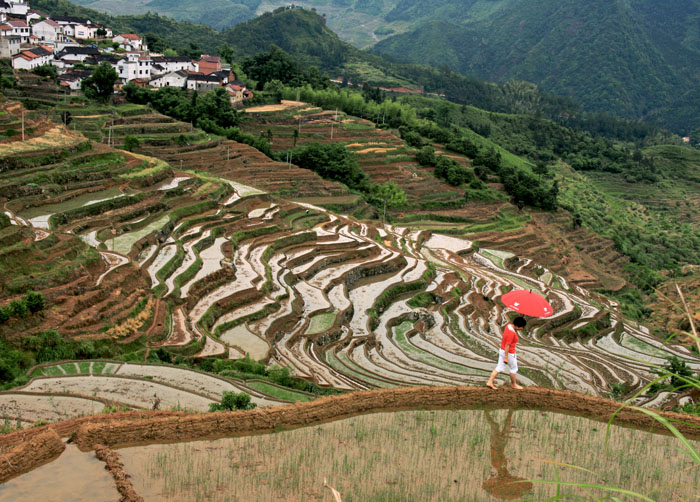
xmin=73 ymin=386 xmax=700 ymax=451
xmin=0 ymin=429 xmax=65 ymax=483
xmin=94 ymin=444 xmax=144 ymax=502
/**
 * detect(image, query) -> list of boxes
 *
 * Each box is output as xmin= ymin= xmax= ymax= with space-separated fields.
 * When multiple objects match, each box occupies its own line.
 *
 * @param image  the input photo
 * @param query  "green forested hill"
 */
xmin=70 ymin=0 xmax=262 ymax=30
xmin=372 ymin=0 xmax=700 ymax=134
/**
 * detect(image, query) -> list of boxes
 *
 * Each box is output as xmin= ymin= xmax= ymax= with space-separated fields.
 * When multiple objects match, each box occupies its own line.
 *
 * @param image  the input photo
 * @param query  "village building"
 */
xmin=196 ymin=54 xmax=221 ymax=75
xmin=186 ymin=71 xmax=225 ymax=91
xmin=25 ymin=9 xmax=47 ymax=24
xmin=4 ymin=19 xmax=29 ymax=43
xmin=116 ymin=52 xmax=152 ymax=83
xmin=11 ymin=44 xmax=52 ymax=69
xmin=32 ymin=18 xmax=64 ymax=43
xmin=0 ymin=33 xmax=20 ymax=57
xmin=0 ymin=0 xmax=28 ymax=17
xmin=113 ymin=33 xmax=143 ymax=51
xmin=150 ymin=56 xmax=196 ymax=74
xmin=55 ymin=45 xmax=98 ymax=63
xmin=149 ymin=69 xmax=187 ymax=88
xmin=58 ymin=68 xmax=91 ymax=91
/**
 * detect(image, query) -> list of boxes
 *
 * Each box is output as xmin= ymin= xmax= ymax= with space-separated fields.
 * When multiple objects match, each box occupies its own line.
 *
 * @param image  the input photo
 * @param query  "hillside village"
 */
xmin=0 ymin=0 xmax=253 ymax=103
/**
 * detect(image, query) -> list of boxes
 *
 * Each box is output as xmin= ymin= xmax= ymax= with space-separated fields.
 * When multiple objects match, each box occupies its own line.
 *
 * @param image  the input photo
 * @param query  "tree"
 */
xmin=218 ymin=45 xmax=235 ymax=65
xmin=209 ymin=391 xmax=257 ymax=411
xmin=370 ymin=182 xmax=407 ymax=223
xmin=163 ymin=48 xmax=178 ymax=57
xmin=96 ymin=27 xmax=107 ymax=38
xmin=81 ymin=62 xmax=118 ymax=102
xmin=23 ymin=291 xmax=45 ymax=314
xmin=123 ymin=136 xmax=141 ymax=152
xmin=34 ymin=64 xmax=57 ymax=80
xmin=263 ymin=79 xmax=285 ymax=102
xmin=416 ymin=146 xmax=436 ymax=166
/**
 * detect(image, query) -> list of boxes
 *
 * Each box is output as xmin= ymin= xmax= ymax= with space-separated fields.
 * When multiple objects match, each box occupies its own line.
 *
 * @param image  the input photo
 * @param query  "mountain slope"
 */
xmin=71 ymin=0 xmax=262 ymax=30
xmin=372 ymin=0 xmax=700 ymax=133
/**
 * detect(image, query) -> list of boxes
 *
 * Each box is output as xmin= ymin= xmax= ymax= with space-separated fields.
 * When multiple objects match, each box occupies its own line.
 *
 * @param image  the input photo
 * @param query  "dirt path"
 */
xmin=72 ymin=385 xmax=700 ymax=450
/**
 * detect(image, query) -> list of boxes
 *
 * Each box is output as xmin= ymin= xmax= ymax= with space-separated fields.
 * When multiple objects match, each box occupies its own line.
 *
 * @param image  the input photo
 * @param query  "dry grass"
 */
xmin=120 ymin=409 xmax=700 ymax=501
xmin=0 ymin=126 xmax=84 ymax=156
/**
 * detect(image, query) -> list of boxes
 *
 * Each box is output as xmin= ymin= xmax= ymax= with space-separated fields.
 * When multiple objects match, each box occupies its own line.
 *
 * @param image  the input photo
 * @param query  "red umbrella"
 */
xmin=500 ymin=289 xmax=553 ymax=317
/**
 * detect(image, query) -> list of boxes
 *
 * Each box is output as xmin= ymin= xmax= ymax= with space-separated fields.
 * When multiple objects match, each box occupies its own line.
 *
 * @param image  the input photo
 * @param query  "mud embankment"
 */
xmin=94 ymin=444 xmax=144 ymax=502
xmin=0 ymin=429 xmax=65 ymax=483
xmin=75 ymin=386 xmax=700 ymax=450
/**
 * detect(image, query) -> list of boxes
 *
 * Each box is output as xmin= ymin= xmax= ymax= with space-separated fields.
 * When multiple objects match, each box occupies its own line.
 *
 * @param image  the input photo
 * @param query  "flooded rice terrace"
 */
xmin=114 ymin=409 xmax=699 ymax=501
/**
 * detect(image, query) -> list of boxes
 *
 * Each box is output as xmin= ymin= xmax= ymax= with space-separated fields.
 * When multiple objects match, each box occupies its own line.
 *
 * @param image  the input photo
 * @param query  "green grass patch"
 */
xmin=305 ymin=312 xmax=337 ymax=335
xmin=246 ymin=381 xmax=311 ymax=402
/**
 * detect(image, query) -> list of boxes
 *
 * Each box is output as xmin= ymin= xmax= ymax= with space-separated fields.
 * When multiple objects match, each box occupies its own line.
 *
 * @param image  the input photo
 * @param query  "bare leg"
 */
xmin=486 ymin=370 xmax=499 ymax=389
xmin=509 ymin=373 xmax=523 ymax=390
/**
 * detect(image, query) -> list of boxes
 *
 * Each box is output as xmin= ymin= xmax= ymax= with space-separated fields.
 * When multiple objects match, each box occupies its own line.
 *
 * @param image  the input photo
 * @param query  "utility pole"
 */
xmin=21 ymin=111 xmax=24 ymax=141
xmin=227 ymin=145 xmax=230 ymax=161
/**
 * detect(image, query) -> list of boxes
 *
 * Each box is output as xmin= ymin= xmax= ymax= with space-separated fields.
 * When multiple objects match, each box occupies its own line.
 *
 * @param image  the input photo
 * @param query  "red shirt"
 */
xmin=500 ymin=324 xmax=518 ymax=354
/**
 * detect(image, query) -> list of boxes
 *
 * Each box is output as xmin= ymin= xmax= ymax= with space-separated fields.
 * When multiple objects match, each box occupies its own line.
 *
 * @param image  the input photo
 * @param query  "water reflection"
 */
xmin=483 ymin=410 xmax=533 ymax=500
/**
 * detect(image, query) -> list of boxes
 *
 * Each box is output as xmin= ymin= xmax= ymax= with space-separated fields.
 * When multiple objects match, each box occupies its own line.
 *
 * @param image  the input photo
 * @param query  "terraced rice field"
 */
xmin=240 ymin=104 xmax=467 ymax=208
xmin=2 ymin=95 xmax=696 ymax=425
xmin=0 ymin=360 xmax=291 ymax=422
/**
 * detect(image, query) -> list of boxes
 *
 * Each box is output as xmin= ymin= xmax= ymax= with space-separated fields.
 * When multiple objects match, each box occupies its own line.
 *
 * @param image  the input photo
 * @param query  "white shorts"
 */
xmin=495 ymin=349 xmax=518 ymax=374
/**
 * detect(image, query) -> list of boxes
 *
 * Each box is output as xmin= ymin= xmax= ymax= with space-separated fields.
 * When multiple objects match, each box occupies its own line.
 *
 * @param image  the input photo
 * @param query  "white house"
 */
xmin=186 ymin=72 xmax=225 ymax=91
xmin=113 ymin=33 xmax=143 ymax=51
xmin=117 ymin=53 xmax=151 ymax=83
xmin=12 ymin=46 xmax=52 ymax=69
xmin=55 ymin=45 xmax=98 ymax=63
xmin=0 ymin=0 xmax=28 ymax=17
xmin=63 ymin=23 xmax=90 ymax=39
xmin=5 ymin=19 xmax=29 ymax=43
xmin=32 ymin=19 xmax=64 ymax=43
xmin=26 ymin=9 xmax=45 ymax=24
xmin=0 ymin=34 xmax=20 ymax=58
xmin=149 ymin=70 xmax=187 ymax=88
xmin=150 ymin=56 xmax=196 ymax=75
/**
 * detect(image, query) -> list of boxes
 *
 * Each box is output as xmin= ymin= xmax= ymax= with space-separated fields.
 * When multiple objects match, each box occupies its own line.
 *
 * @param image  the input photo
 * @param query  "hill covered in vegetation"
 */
xmin=371 ymin=0 xmax=700 ymax=134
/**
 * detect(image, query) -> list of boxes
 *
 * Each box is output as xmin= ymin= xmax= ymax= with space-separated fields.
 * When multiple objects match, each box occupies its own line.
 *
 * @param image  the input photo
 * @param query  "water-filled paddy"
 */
xmin=19 ymin=187 xmax=125 ymax=229
xmin=118 ymin=409 xmax=699 ymax=501
xmin=0 ymin=445 xmax=118 ymax=502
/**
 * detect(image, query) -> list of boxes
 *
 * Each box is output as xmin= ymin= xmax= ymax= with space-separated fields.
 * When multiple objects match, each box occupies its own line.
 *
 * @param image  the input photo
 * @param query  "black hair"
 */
xmin=513 ymin=316 xmax=527 ymax=328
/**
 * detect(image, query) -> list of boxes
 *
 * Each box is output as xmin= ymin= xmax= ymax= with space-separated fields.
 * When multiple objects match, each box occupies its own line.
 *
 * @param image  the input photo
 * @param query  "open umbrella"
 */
xmin=500 ymin=289 xmax=553 ymax=317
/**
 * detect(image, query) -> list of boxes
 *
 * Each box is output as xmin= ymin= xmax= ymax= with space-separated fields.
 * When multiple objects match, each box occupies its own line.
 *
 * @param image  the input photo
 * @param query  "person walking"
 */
xmin=486 ymin=316 xmax=527 ymax=390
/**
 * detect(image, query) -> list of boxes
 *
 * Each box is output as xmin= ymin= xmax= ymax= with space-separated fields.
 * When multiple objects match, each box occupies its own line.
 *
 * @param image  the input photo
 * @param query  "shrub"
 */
xmin=24 ymin=291 xmax=45 ymax=314
xmin=9 ymin=299 xmax=28 ymax=318
xmin=124 ymin=136 xmax=141 ymax=152
xmin=209 ymin=391 xmax=257 ymax=411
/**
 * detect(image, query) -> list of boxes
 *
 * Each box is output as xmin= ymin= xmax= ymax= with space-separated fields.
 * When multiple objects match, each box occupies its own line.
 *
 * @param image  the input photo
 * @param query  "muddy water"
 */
xmin=19 ymin=187 xmax=125 ymax=229
xmin=295 ymin=280 xmax=330 ymax=315
xmin=156 ymin=176 xmax=191 ymax=191
xmin=109 ymin=214 xmax=170 ymax=255
xmin=164 ymin=231 xmax=209 ymax=296
xmin=424 ymin=233 xmax=472 ymax=253
xmin=147 ymin=244 xmax=177 ymax=287
xmin=220 ymin=325 xmax=269 ymax=361
xmin=213 ymin=301 xmax=274 ymax=332
xmin=0 ymin=445 xmax=119 ymax=502
xmin=348 ymin=270 xmax=406 ymax=336
xmin=180 ymin=236 xmax=226 ymax=298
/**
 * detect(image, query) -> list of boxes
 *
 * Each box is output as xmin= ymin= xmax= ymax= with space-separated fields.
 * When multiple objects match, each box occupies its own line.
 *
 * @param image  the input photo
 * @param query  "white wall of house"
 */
xmin=32 ymin=21 xmax=64 ymax=43
xmin=150 ymin=71 xmax=187 ymax=88
xmin=12 ymin=53 xmax=50 ymax=69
